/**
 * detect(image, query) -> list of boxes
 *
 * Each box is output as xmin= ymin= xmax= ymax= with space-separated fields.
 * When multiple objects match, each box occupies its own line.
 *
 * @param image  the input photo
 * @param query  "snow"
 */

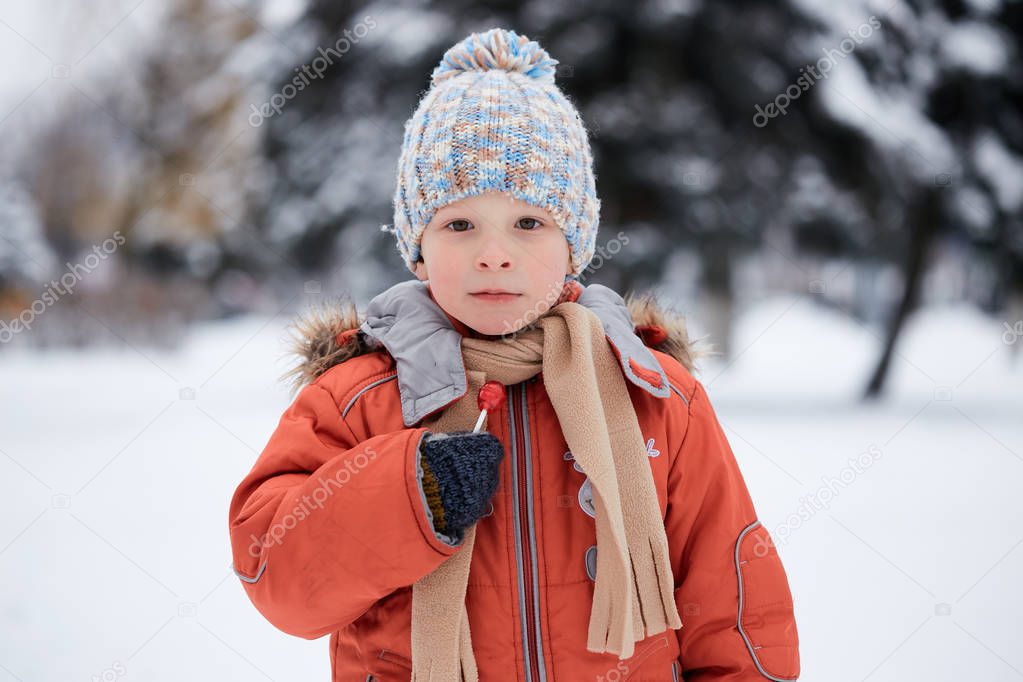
xmin=1 ymin=296 xmax=1020 ymax=681
xmin=0 ymin=2 xmax=164 ymax=103
xmin=356 ymin=4 xmax=453 ymax=65
xmin=260 ymin=0 xmax=308 ymax=29
xmin=940 ymin=21 xmax=1012 ymax=77
xmin=972 ymin=132 xmax=1023 ymax=213
xmin=786 ymin=0 xmax=914 ymax=41
xmin=962 ymin=0 xmax=1002 ymax=14
xmin=819 ymin=56 xmax=957 ymax=179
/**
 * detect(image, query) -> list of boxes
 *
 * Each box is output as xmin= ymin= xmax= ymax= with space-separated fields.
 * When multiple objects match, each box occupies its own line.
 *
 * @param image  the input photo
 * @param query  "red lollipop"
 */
xmin=473 ymin=380 xmax=507 ymax=432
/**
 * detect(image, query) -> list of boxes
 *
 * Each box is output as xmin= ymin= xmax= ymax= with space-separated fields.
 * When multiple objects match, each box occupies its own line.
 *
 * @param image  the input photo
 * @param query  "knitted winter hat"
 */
xmin=391 ymin=28 xmax=601 ymax=278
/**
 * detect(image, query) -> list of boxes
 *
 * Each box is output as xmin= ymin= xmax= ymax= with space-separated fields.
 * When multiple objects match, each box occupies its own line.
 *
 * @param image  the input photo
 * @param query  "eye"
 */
xmin=445 ymin=219 xmax=473 ymax=232
xmin=517 ymin=217 xmax=542 ymax=230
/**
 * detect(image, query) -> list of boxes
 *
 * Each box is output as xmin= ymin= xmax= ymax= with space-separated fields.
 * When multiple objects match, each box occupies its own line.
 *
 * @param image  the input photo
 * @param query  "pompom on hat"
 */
xmin=391 ymin=28 xmax=601 ymax=278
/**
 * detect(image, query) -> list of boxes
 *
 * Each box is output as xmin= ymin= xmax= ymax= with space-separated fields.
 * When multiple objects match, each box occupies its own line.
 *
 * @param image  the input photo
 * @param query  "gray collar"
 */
xmin=359 ymin=279 xmax=669 ymax=426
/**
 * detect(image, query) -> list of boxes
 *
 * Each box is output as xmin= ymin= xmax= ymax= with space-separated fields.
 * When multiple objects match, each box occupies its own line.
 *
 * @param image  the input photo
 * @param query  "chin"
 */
xmin=466 ymin=316 xmax=523 ymax=336
xmin=467 ymin=321 xmax=507 ymax=336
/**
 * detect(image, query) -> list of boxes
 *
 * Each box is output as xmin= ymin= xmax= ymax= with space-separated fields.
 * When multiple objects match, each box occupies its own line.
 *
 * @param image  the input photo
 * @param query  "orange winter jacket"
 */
xmin=228 ymin=279 xmax=800 ymax=681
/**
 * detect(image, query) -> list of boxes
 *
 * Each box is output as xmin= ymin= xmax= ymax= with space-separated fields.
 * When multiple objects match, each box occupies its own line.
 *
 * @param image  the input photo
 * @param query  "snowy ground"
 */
xmin=1 ymin=294 xmax=1021 ymax=682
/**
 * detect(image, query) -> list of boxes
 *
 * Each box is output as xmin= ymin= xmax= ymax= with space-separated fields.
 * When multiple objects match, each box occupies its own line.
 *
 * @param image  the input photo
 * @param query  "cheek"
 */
xmin=429 ymin=252 xmax=458 ymax=278
xmin=423 ymin=249 xmax=462 ymax=295
xmin=530 ymin=238 xmax=572 ymax=275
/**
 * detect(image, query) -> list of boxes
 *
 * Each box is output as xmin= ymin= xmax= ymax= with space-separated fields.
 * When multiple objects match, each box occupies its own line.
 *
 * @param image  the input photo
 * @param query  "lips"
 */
xmin=470 ymin=290 xmax=522 ymax=302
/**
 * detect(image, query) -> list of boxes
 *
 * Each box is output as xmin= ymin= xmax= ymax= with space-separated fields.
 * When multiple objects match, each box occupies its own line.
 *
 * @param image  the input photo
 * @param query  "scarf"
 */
xmin=410 ymin=298 xmax=682 ymax=681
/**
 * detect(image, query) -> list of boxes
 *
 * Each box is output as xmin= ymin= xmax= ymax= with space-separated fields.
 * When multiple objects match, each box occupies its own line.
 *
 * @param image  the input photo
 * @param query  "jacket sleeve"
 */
xmin=665 ymin=379 xmax=800 ymax=680
xmin=227 ymin=377 xmax=464 ymax=640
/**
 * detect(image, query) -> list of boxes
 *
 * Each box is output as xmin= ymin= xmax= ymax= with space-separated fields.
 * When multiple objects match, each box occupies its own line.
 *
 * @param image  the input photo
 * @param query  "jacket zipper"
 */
xmin=509 ymin=380 xmax=547 ymax=682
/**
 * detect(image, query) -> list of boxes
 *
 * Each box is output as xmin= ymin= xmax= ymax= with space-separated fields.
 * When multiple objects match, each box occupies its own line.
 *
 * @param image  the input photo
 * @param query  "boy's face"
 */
xmin=414 ymin=190 xmax=573 ymax=336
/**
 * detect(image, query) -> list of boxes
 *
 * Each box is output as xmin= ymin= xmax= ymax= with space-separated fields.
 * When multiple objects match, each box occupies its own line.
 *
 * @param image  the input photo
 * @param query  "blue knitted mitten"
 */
xmin=419 ymin=431 xmax=504 ymax=541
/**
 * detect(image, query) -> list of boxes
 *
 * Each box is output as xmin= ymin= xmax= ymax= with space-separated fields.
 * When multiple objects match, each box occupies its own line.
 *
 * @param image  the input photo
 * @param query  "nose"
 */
xmin=475 ymin=237 xmax=513 ymax=271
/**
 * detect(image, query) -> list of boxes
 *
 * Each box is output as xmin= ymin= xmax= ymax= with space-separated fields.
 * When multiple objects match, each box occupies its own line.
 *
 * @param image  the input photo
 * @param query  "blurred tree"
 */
xmin=8 ymin=0 xmax=274 ymax=345
xmin=3 ymin=0 xmax=1020 ymax=390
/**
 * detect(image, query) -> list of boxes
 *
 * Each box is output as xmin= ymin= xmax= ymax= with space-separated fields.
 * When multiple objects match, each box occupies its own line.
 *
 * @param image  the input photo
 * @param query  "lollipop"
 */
xmin=473 ymin=380 xmax=506 ymax=432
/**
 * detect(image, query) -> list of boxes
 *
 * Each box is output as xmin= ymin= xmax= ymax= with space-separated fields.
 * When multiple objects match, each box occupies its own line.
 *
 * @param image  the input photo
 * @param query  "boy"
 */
xmin=229 ymin=28 xmax=799 ymax=681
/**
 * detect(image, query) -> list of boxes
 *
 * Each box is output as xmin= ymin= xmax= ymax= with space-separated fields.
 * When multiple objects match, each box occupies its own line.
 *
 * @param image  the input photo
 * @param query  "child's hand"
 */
xmin=419 ymin=431 xmax=504 ymax=540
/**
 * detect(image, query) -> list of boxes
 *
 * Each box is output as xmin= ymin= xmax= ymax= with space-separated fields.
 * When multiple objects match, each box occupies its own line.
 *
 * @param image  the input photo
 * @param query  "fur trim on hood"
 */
xmin=280 ymin=290 xmax=712 ymax=397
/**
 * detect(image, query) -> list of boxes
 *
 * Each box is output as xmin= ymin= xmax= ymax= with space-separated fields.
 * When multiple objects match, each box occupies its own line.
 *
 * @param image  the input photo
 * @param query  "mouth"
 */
xmin=469 ymin=289 xmax=522 ymax=302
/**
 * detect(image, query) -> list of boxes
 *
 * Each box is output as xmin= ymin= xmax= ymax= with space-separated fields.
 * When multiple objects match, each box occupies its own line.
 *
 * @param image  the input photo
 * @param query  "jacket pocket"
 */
xmin=375 ymin=647 xmax=413 ymax=671
xmin=735 ymin=520 xmax=800 ymax=680
xmin=615 ymin=633 xmax=678 ymax=680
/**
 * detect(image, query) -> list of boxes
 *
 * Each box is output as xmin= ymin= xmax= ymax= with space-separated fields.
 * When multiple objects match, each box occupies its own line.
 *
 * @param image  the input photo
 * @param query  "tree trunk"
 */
xmin=864 ymin=187 xmax=940 ymax=399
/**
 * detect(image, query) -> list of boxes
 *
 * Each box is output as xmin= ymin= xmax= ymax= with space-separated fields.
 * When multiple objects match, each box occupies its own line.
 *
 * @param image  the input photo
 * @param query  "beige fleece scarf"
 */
xmin=410 ymin=300 xmax=681 ymax=681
